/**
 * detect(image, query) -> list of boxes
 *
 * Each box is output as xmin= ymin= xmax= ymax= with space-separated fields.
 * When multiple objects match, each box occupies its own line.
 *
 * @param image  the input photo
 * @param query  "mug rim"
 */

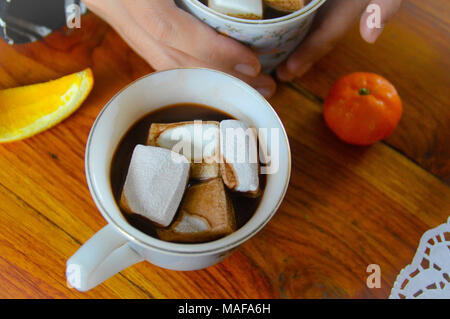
xmin=85 ymin=68 xmax=291 ymax=256
xmin=186 ymin=0 xmax=326 ymax=25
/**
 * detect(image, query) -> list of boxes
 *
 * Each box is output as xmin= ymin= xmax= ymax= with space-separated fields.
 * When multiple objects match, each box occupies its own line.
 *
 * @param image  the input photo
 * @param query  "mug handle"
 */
xmin=66 ymin=225 xmax=144 ymax=292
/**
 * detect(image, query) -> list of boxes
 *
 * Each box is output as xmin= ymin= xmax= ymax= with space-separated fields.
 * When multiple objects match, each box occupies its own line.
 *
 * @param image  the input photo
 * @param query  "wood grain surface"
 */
xmin=295 ymin=0 xmax=450 ymax=183
xmin=0 ymin=3 xmax=448 ymax=299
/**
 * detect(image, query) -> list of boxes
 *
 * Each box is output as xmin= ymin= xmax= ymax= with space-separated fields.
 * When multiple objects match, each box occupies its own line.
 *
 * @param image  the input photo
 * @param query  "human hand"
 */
xmin=83 ymin=0 xmax=276 ymax=97
xmin=277 ymin=0 xmax=402 ymax=81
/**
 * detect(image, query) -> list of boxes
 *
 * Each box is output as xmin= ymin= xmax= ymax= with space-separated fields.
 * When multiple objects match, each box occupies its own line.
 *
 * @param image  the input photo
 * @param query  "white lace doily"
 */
xmin=390 ymin=217 xmax=450 ymax=299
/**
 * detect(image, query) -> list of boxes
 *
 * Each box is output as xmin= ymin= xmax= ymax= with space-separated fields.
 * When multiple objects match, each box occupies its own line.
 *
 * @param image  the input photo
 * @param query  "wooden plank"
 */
xmin=0 ymin=182 xmax=150 ymax=299
xmin=259 ymin=85 xmax=450 ymax=298
xmin=293 ymin=0 xmax=450 ymax=183
xmin=0 ymin=12 xmax=448 ymax=298
xmin=0 ymin=14 xmax=277 ymax=298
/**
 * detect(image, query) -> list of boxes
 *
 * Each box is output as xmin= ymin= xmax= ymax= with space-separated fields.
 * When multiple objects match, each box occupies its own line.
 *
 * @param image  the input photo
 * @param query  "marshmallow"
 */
xmin=147 ymin=121 xmax=220 ymax=180
xmin=189 ymin=162 xmax=220 ymax=180
xmin=264 ymin=0 xmax=305 ymax=12
xmin=120 ymin=145 xmax=190 ymax=227
xmin=157 ymin=178 xmax=236 ymax=243
xmin=208 ymin=0 xmax=263 ymax=20
xmin=220 ymin=120 xmax=260 ymax=196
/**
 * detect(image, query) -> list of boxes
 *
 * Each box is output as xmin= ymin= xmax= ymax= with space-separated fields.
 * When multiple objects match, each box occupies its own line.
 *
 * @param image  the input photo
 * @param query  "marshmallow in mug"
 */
xmin=120 ymin=145 xmax=190 ymax=227
xmin=123 ymin=119 xmax=260 ymax=232
xmin=147 ymin=121 xmax=220 ymax=180
xmin=157 ymin=178 xmax=237 ymax=243
xmin=208 ymin=0 xmax=264 ymax=20
xmin=149 ymin=119 xmax=261 ymax=196
xmin=220 ymin=120 xmax=260 ymax=197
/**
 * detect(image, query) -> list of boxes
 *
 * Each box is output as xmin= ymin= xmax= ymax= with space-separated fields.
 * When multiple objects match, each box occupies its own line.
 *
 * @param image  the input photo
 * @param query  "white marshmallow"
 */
xmin=220 ymin=120 xmax=260 ymax=196
xmin=148 ymin=121 xmax=220 ymax=180
xmin=208 ymin=0 xmax=263 ymax=20
xmin=120 ymin=145 xmax=190 ymax=227
xmin=157 ymin=178 xmax=236 ymax=243
xmin=174 ymin=214 xmax=211 ymax=234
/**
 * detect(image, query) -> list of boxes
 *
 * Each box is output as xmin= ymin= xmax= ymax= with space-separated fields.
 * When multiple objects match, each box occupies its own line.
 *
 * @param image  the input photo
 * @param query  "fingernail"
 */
xmin=235 ymin=64 xmax=258 ymax=77
xmin=256 ymin=87 xmax=273 ymax=98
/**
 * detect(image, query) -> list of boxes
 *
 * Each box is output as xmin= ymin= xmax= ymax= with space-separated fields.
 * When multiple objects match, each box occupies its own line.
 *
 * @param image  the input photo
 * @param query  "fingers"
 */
xmin=119 ymin=0 xmax=275 ymax=97
xmin=172 ymin=6 xmax=262 ymax=77
xmin=277 ymin=0 xmax=370 ymax=81
xmin=277 ymin=0 xmax=401 ymax=81
xmin=84 ymin=0 xmax=275 ymax=97
xmin=120 ymin=25 xmax=276 ymax=97
xmin=127 ymin=0 xmax=261 ymax=77
xmin=360 ymin=0 xmax=402 ymax=43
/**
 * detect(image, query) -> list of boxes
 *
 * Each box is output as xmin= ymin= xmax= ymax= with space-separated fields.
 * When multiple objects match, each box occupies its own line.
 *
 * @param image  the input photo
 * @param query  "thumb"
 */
xmin=277 ymin=0 xmax=369 ymax=81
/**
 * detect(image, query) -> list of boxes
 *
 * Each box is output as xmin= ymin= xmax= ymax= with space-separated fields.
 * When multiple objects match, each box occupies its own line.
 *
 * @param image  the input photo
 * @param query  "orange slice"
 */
xmin=0 ymin=68 xmax=94 ymax=143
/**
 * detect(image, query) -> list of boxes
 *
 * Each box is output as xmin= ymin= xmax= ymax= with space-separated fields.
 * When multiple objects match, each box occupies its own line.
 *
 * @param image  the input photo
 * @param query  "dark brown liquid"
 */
xmin=199 ymin=0 xmax=311 ymax=20
xmin=110 ymin=103 xmax=266 ymax=241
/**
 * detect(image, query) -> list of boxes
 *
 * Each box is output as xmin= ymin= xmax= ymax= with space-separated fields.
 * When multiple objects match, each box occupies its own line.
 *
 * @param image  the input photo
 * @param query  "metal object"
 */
xmin=0 ymin=0 xmax=86 ymax=44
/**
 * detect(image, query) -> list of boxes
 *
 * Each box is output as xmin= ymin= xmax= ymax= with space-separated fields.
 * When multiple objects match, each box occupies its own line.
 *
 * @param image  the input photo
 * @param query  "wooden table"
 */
xmin=0 ymin=1 xmax=449 ymax=298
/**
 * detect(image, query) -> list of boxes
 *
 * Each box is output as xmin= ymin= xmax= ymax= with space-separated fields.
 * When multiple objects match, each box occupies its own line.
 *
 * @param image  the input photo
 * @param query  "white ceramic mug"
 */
xmin=66 ymin=68 xmax=291 ymax=292
xmin=177 ymin=0 xmax=327 ymax=73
